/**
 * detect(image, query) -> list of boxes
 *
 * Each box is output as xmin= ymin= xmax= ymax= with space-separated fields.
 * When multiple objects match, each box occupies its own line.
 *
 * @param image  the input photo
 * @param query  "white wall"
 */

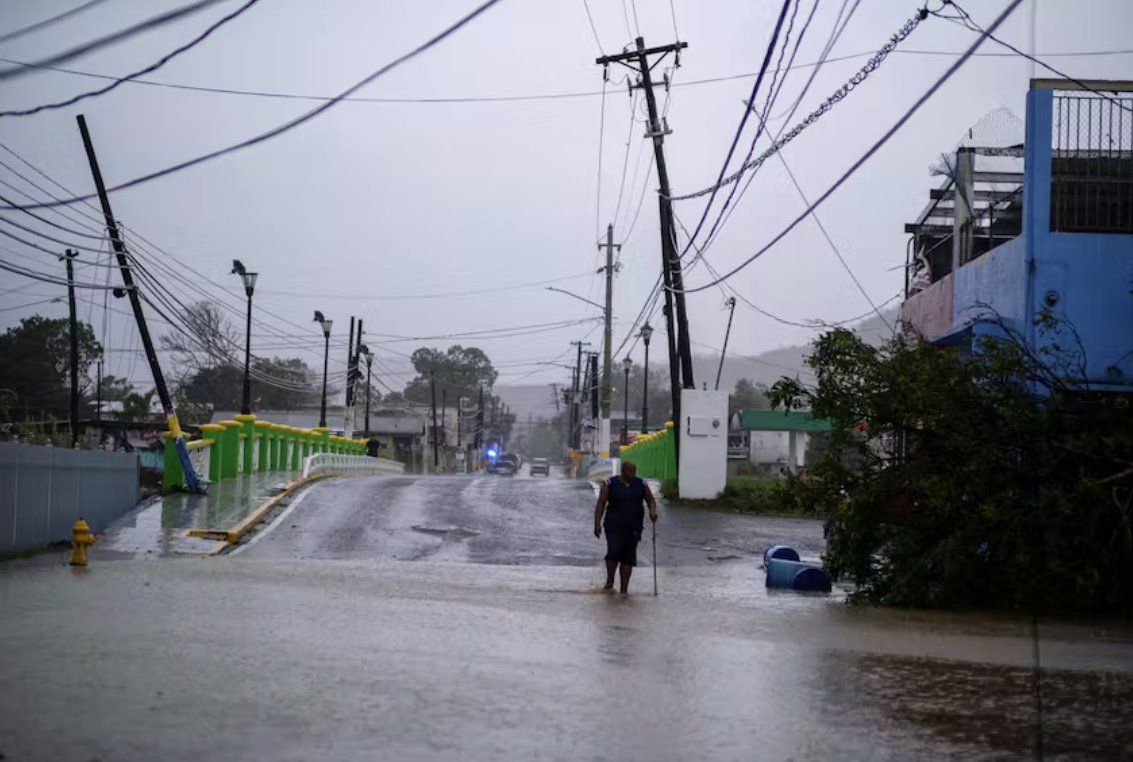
xmin=748 ymin=431 xmax=810 ymax=467
xmin=678 ymin=389 xmax=728 ymax=499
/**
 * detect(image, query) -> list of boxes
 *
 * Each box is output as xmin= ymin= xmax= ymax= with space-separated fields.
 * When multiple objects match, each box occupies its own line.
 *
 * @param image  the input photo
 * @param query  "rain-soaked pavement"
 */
xmin=2 ymin=467 xmax=1132 ymax=761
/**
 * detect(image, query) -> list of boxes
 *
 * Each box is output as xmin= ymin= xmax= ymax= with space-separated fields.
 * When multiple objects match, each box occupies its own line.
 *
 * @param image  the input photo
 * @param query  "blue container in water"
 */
xmin=762 ymin=544 xmax=801 ymax=566
xmin=765 ymin=557 xmax=832 ymax=592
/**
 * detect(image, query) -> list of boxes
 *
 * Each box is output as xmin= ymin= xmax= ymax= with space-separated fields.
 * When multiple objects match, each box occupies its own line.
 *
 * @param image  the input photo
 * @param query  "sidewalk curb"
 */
xmin=185 ymin=474 xmax=332 ymax=545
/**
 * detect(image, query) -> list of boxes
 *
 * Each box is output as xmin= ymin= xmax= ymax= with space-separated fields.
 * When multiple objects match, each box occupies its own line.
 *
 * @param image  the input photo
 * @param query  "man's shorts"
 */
xmin=604 ymin=527 xmax=642 ymax=566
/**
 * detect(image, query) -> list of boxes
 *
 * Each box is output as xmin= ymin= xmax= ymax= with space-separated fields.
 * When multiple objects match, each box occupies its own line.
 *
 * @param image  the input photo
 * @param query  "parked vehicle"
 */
xmin=529 ymin=458 xmax=550 ymax=477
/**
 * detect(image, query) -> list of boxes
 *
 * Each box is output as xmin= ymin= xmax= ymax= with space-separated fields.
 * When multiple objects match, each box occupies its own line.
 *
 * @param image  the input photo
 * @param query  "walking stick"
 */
xmin=652 ymin=521 xmax=658 ymax=596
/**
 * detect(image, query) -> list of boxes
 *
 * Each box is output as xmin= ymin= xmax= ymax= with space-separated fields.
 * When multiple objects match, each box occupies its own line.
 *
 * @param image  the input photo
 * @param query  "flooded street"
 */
xmin=3 ymin=470 xmax=1131 ymax=760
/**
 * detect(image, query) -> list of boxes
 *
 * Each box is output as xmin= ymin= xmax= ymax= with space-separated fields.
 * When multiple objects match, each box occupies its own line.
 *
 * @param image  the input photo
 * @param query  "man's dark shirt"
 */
xmin=604 ymin=476 xmax=646 ymax=533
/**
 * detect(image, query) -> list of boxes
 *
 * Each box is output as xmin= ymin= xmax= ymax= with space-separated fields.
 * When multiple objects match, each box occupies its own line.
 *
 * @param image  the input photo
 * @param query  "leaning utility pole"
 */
xmin=598 ymin=223 xmax=620 ymax=455
xmin=715 ymin=296 xmax=737 ymax=391
xmin=76 ymin=115 xmax=201 ymax=492
xmin=597 ymin=38 xmax=694 ymax=468
xmin=62 ymin=249 xmax=79 ymax=447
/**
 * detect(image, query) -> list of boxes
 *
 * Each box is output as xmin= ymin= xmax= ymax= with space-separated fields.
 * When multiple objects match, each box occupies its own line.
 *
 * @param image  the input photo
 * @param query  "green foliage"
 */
xmin=97 ymin=374 xmax=135 ymax=402
xmin=117 ymin=389 xmax=156 ymax=421
xmin=0 ymin=315 xmax=101 ymax=421
xmin=729 ymin=377 xmax=770 ymax=415
xmin=402 ymin=345 xmax=517 ymax=445
xmin=404 ymin=346 xmax=497 ymax=404
xmin=771 ymin=321 xmax=1133 ymax=615
xmin=660 ymin=478 xmax=679 ymax=501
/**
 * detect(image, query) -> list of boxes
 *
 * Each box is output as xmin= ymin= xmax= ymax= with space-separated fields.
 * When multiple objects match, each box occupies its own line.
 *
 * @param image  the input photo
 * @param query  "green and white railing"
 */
xmin=162 ymin=415 xmax=370 ymax=492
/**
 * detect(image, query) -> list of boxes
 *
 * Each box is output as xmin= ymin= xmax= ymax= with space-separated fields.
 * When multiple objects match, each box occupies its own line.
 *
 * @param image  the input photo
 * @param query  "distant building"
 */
xmin=728 ymin=409 xmax=831 ymax=477
xmin=901 ymin=80 xmax=1133 ymax=390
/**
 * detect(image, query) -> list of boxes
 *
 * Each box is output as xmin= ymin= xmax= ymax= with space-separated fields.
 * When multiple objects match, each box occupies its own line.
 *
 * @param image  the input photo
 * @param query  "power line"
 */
xmin=683 ymin=0 xmax=815 ymax=258
xmin=0 ymin=256 xmax=124 ymax=289
xmin=940 ymin=1 xmax=1133 ymax=113
xmin=679 ymin=0 xmax=1025 ymax=295
xmin=671 ymin=3 xmax=929 ymax=203
xmin=0 ymin=0 xmax=230 ymax=83
xmin=668 ymin=0 xmax=681 ymax=41
xmin=688 ymin=0 xmax=860 ymax=263
xmin=256 ymin=270 xmax=595 ymax=301
xmin=0 ymin=192 xmax=105 ymax=241
xmin=595 ymin=77 xmax=608 ymax=242
xmin=0 ymin=0 xmax=506 ymax=211
xmin=608 ymin=91 xmax=639 ymax=234
xmin=580 ymin=0 xmax=604 ymax=53
xmin=0 ymin=216 xmax=109 ymax=255
xmin=0 ymin=0 xmax=263 ymax=119
xmin=0 ymin=152 xmax=108 ymax=230
xmin=3 ymin=46 xmax=1129 ymax=107
xmin=0 ymin=297 xmax=63 ymax=314
xmin=772 ymin=146 xmax=893 ymax=331
xmin=0 ymin=0 xmax=112 ymax=45
xmin=677 ymin=0 xmax=794 ymax=259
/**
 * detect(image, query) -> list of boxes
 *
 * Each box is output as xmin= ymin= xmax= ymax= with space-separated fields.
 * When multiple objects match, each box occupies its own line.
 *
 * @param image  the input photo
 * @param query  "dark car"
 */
xmin=529 ymin=458 xmax=550 ymax=477
xmin=496 ymin=460 xmax=516 ymax=476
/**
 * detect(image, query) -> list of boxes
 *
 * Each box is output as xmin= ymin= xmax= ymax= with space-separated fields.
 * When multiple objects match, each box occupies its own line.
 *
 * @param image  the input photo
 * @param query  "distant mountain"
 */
xmin=705 ymin=308 xmax=899 ymax=391
xmin=493 ymin=382 xmax=562 ymax=423
xmin=497 ymin=308 xmax=899 ymax=420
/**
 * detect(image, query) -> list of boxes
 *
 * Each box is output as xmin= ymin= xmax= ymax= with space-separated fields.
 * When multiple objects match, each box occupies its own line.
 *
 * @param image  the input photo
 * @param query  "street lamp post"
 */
xmin=232 ymin=260 xmax=258 ymax=415
xmin=314 ymin=311 xmax=333 ymax=428
xmin=639 ymin=322 xmax=653 ymax=433
xmin=622 ymin=356 xmax=632 ymax=444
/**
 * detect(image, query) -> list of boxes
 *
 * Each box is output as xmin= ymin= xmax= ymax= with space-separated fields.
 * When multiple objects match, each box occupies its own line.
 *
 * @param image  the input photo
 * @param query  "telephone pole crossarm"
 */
xmin=595 ymin=40 xmax=686 ymax=66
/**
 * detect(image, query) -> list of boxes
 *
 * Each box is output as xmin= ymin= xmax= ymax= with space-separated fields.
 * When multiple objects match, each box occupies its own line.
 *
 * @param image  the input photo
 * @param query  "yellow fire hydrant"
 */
xmin=70 ymin=518 xmax=95 ymax=567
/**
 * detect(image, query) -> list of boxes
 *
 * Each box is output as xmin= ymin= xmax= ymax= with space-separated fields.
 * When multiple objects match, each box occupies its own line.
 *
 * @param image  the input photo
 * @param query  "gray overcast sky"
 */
xmin=1 ymin=0 xmax=1131 ymax=394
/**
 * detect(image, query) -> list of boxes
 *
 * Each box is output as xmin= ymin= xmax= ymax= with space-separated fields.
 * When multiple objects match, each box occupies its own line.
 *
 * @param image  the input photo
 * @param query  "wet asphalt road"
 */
xmin=235 ymin=467 xmax=825 ymax=570
xmin=3 ymin=470 xmax=1133 ymax=761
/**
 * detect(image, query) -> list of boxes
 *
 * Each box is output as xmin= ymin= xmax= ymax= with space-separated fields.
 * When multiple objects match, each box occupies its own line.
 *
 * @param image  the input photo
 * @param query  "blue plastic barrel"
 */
xmin=765 ymin=557 xmax=832 ymax=592
xmin=762 ymin=544 xmax=801 ymax=566
xmin=792 ymin=566 xmax=832 ymax=592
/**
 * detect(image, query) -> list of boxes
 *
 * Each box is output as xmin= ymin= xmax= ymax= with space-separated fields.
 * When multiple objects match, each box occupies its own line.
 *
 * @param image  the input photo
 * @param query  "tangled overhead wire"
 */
xmin=669 ymin=5 xmax=931 ymax=202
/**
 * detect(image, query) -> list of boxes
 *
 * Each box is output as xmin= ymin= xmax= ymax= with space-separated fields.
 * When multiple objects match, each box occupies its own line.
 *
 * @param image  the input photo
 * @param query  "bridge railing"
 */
xmin=162 ymin=415 xmax=371 ymax=492
xmin=302 ymin=453 xmax=405 ymax=479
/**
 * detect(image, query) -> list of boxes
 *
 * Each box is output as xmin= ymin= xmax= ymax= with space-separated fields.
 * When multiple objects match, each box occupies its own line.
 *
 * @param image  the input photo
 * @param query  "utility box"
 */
xmin=678 ymin=389 xmax=728 ymax=499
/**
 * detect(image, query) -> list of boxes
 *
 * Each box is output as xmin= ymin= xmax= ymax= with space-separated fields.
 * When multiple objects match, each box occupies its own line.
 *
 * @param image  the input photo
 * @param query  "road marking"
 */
xmin=229 ymin=484 xmax=317 ymax=556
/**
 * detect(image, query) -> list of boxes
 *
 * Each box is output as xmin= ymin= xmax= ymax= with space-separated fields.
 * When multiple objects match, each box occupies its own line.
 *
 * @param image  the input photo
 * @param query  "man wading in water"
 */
xmin=594 ymin=460 xmax=658 ymax=593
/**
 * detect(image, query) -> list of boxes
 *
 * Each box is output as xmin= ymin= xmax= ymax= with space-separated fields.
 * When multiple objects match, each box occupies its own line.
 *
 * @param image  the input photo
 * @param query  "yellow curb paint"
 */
xmin=184 ymin=474 xmax=334 ymax=547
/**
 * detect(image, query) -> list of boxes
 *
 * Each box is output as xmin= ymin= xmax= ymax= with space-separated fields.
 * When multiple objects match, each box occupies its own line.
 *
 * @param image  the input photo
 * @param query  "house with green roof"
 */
xmin=727 ymin=409 xmax=832 ymax=476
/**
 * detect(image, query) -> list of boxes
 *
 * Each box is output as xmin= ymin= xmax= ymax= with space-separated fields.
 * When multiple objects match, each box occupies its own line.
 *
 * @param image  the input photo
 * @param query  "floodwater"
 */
xmin=2 ymin=468 xmax=1130 ymax=761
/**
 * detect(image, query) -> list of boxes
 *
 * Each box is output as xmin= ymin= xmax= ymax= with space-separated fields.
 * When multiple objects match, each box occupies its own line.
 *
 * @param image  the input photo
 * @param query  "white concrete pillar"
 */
xmin=677 ymin=389 xmax=728 ymax=499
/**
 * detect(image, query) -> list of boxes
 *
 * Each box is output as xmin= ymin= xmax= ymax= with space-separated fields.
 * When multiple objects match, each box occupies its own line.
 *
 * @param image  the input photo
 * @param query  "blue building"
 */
xmin=901 ymin=79 xmax=1133 ymax=390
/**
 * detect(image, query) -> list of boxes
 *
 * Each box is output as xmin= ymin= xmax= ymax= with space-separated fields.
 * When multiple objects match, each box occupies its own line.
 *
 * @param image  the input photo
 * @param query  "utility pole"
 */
xmin=344 ymin=316 xmax=356 ymax=435
xmin=476 ymin=386 xmax=484 ymax=450
xmin=441 ymin=388 xmax=447 ymax=455
xmin=589 ymin=353 xmax=600 ymax=424
xmin=363 ymin=349 xmax=373 ymax=435
xmin=715 ymin=296 xmax=737 ymax=391
xmin=429 ymin=370 xmax=439 ymax=472
xmin=597 ymin=38 xmax=694 ymax=470
xmin=598 ymin=223 xmax=620 ymax=455
xmin=570 ymin=340 xmax=589 ymax=450
xmin=61 ymin=249 xmax=79 ymax=447
xmin=95 ymin=348 xmax=103 ymax=447
xmin=76 ymin=115 xmax=201 ymax=491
